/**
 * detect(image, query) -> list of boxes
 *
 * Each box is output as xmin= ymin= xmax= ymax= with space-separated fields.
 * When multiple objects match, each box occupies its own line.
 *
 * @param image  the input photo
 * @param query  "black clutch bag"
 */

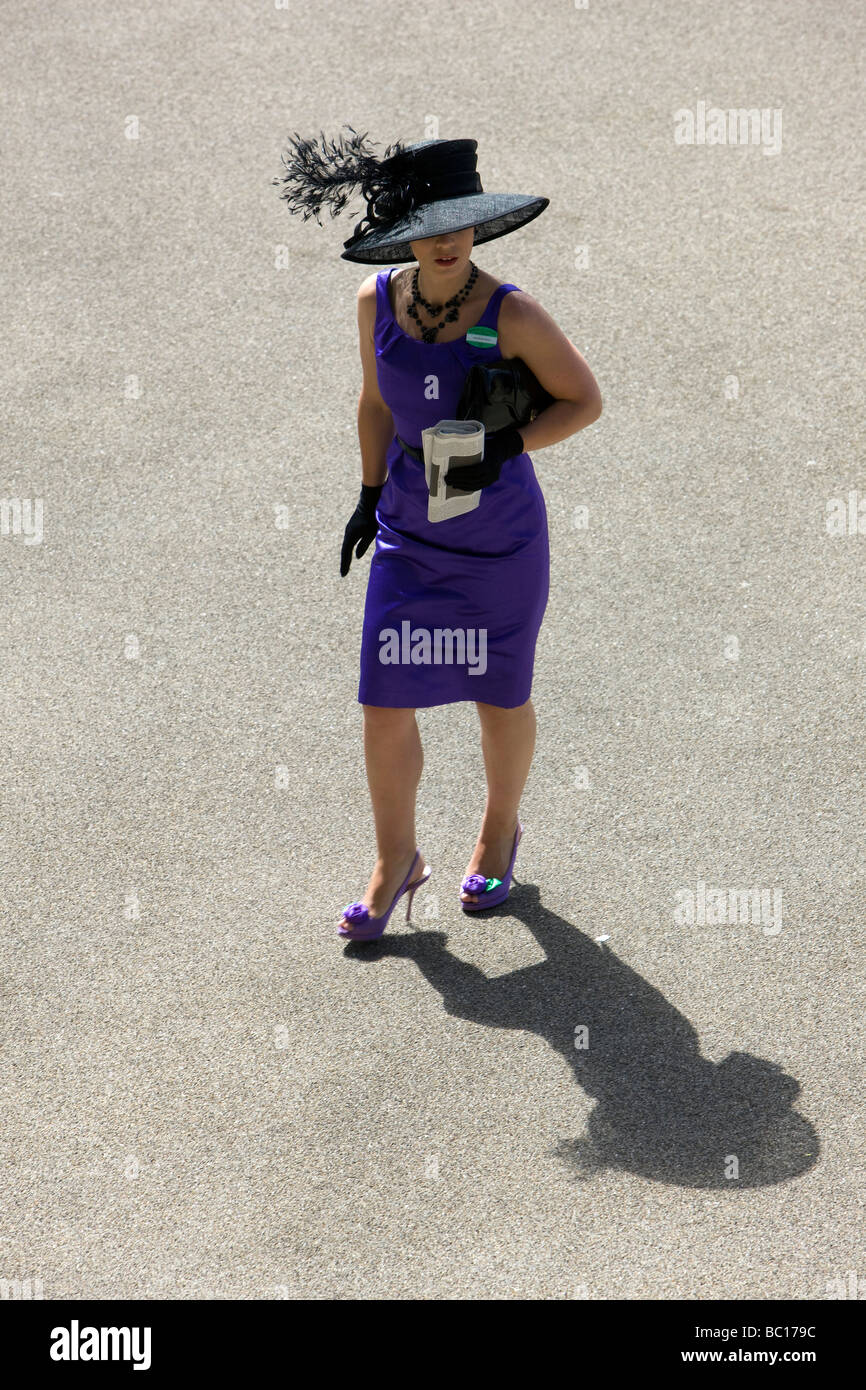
xmin=455 ymin=356 xmax=555 ymax=433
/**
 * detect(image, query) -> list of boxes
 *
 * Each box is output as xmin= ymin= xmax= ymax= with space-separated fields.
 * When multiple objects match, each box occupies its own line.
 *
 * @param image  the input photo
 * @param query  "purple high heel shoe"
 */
xmin=338 ymin=849 xmax=432 ymax=941
xmin=460 ymin=821 xmax=523 ymax=912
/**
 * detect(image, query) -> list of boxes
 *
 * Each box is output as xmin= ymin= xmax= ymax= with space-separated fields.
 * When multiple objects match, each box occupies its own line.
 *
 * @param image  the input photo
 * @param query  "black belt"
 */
xmin=396 ymin=433 xmax=424 ymax=462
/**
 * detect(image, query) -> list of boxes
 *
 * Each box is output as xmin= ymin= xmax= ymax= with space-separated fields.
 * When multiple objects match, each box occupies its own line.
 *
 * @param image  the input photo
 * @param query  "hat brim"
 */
xmin=340 ymin=192 xmax=549 ymax=264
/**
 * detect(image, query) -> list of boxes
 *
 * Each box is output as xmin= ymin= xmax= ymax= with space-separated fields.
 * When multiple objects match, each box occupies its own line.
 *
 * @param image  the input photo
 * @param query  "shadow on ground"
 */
xmin=343 ymin=879 xmax=819 ymax=1188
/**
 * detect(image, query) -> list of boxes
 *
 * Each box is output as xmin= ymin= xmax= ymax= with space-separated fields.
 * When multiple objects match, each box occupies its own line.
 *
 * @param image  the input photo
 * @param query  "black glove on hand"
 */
xmin=340 ymin=481 xmax=384 ymax=577
xmin=443 ymin=424 xmax=525 ymax=491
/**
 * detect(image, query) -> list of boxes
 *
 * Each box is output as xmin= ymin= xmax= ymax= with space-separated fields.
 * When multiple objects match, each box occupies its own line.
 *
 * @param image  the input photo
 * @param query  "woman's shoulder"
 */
xmin=497 ymin=282 xmax=542 ymax=319
xmin=356 ymin=269 xmax=387 ymax=344
xmin=496 ymin=283 xmax=550 ymax=355
xmin=357 ymin=268 xmax=384 ymax=303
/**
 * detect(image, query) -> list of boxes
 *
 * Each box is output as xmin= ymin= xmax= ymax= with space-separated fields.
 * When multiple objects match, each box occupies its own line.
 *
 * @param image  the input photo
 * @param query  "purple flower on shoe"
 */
xmin=462 ymin=874 xmax=489 ymax=894
xmin=342 ymin=902 xmax=370 ymax=924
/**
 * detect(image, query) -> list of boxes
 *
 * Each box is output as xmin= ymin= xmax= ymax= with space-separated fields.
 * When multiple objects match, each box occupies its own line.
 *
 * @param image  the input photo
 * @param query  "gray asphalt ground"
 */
xmin=1 ymin=0 xmax=863 ymax=1300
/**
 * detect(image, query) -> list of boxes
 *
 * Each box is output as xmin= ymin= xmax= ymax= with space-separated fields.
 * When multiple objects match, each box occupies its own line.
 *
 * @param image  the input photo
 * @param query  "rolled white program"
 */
xmin=422 ymin=420 xmax=485 ymax=523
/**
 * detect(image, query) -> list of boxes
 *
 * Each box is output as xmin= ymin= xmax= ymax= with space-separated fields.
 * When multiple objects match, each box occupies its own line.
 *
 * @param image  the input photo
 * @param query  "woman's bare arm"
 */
xmin=356 ymin=274 xmax=394 ymax=486
xmin=498 ymin=290 xmax=602 ymax=452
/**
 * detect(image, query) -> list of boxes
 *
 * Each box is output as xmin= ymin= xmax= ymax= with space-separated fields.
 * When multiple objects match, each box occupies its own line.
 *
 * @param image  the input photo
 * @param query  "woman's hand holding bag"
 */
xmin=443 ymin=424 xmax=525 ymax=490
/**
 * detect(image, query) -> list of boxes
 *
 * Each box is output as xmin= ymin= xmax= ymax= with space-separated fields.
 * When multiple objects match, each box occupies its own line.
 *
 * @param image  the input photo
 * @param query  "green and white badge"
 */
xmin=465 ymin=326 xmax=498 ymax=349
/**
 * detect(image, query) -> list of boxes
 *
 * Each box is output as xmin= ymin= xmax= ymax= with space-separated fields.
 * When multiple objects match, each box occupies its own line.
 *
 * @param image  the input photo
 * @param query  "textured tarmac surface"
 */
xmin=1 ymin=0 xmax=863 ymax=1299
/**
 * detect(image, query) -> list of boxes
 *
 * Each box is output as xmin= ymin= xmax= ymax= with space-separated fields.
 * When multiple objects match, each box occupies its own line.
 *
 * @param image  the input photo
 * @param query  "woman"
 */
xmin=274 ymin=129 xmax=602 ymax=940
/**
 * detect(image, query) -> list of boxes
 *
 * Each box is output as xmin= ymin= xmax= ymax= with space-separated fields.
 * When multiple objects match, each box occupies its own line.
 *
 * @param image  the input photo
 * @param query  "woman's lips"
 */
xmin=435 ymin=256 xmax=457 ymax=265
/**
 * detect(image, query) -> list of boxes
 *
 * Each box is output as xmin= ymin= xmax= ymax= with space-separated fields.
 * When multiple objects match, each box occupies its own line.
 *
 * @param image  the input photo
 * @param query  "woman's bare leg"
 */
xmin=461 ymin=698 xmax=537 ymax=903
xmin=338 ymin=704 xmax=427 ymax=928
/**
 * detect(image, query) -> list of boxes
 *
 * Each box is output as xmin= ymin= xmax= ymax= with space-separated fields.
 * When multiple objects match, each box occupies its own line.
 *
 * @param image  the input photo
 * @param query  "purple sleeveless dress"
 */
xmin=357 ymin=267 xmax=550 ymax=709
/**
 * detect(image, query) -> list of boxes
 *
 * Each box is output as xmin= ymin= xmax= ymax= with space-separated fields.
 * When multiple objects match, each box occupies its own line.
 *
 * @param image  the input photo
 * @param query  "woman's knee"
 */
xmin=475 ymin=698 xmax=533 ymax=719
xmin=362 ymin=703 xmax=417 ymax=726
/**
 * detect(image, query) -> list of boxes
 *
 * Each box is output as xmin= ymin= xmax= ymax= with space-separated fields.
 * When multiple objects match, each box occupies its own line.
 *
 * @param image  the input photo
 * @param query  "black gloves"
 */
xmin=443 ymin=424 xmax=525 ymax=491
xmin=340 ymin=481 xmax=385 ymax=576
xmin=340 ymin=426 xmax=525 ymax=576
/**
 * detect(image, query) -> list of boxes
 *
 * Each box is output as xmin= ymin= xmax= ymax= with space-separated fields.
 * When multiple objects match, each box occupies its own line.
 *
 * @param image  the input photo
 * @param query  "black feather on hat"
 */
xmin=272 ymin=125 xmax=432 ymax=243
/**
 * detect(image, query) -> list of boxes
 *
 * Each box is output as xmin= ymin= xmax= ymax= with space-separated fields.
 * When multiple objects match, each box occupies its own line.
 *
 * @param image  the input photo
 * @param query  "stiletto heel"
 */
xmin=338 ymin=851 xmax=432 ymax=941
xmin=460 ymin=821 xmax=522 ymax=912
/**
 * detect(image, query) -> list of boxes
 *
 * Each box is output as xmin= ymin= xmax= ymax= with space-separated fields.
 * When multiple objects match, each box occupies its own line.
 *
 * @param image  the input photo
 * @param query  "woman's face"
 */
xmin=409 ymin=225 xmax=476 ymax=282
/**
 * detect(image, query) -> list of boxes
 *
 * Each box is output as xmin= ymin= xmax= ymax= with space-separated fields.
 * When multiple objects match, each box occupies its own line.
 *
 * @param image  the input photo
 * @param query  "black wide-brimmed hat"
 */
xmin=273 ymin=126 xmax=549 ymax=264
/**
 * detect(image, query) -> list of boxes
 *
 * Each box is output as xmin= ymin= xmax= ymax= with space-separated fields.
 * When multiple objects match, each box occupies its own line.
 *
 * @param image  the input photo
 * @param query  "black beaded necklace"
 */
xmin=406 ymin=261 xmax=479 ymax=343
